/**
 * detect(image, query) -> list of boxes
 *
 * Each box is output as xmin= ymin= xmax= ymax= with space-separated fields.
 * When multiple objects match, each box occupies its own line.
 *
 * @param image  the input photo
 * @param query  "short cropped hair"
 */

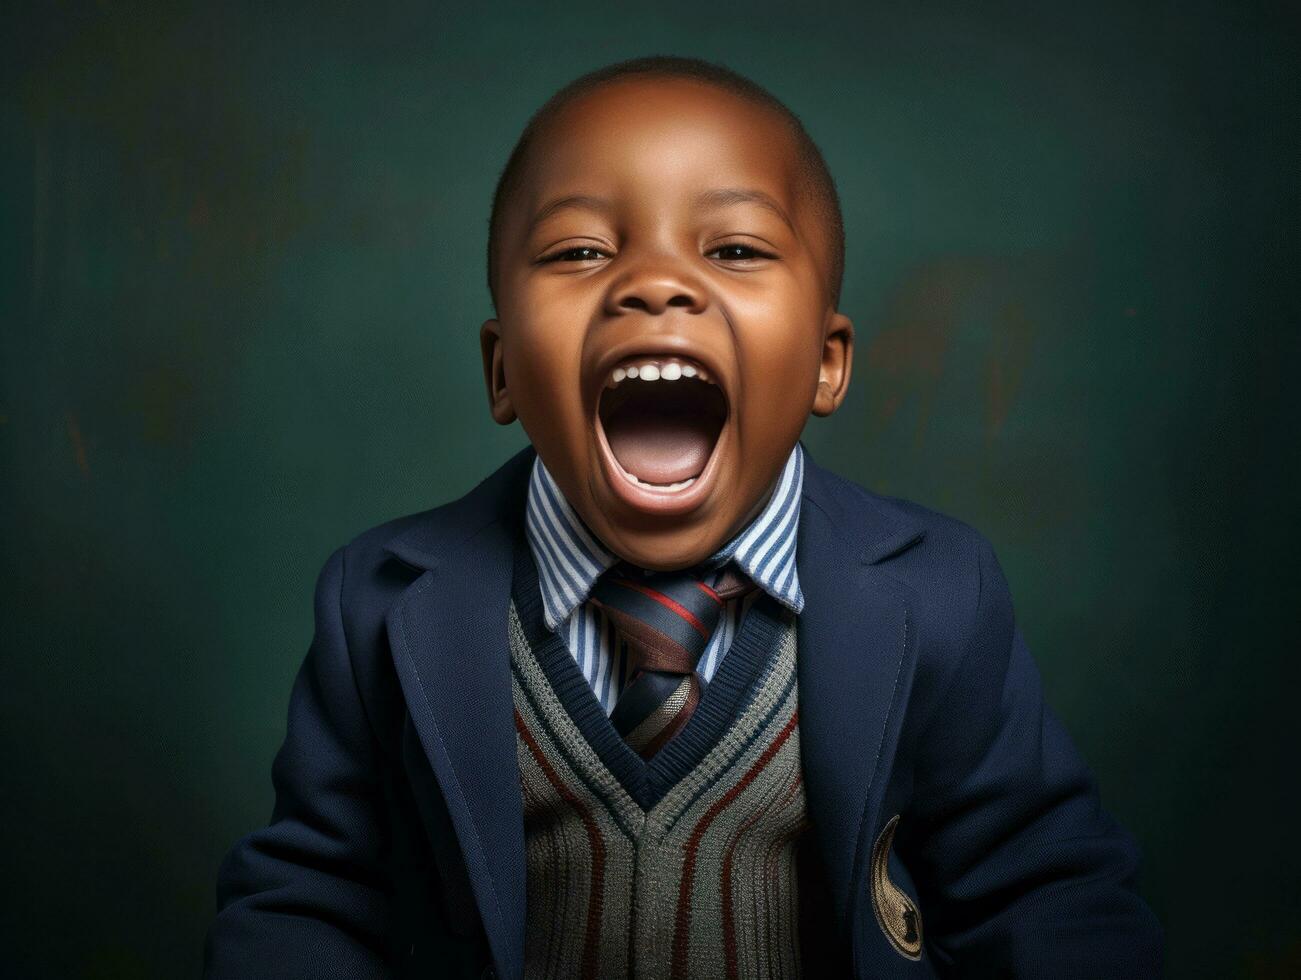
xmin=485 ymin=55 xmax=845 ymax=312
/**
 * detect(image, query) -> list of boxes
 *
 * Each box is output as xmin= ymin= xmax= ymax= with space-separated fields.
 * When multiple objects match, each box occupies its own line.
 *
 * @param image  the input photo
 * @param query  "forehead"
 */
xmin=515 ymin=77 xmax=804 ymax=223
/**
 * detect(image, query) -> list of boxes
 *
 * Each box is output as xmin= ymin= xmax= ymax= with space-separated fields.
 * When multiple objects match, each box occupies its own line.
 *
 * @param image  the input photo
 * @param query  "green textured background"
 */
xmin=3 ymin=2 xmax=1297 ymax=977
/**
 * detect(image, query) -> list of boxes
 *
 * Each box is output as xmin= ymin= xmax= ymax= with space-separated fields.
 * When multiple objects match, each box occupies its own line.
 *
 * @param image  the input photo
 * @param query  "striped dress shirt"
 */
xmin=523 ymin=441 xmax=805 ymax=715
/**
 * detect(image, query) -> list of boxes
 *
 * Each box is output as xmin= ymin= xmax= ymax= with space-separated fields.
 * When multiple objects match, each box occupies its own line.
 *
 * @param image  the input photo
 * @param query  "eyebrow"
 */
xmin=693 ymin=187 xmax=794 ymax=231
xmin=528 ymin=194 xmax=614 ymax=233
xmin=527 ymin=187 xmax=794 ymax=234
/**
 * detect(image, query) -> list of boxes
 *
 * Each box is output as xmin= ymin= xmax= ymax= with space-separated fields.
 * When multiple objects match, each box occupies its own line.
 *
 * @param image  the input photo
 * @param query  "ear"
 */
xmin=479 ymin=317 xmax=517 ymax=425
xmin=811 ymin=310 xmax=854 ymax=417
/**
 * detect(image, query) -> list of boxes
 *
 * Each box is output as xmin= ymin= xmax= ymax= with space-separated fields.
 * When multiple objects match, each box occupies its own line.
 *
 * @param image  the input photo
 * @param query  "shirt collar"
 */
xmin=525 ymin=442 xmax=806 ymax=631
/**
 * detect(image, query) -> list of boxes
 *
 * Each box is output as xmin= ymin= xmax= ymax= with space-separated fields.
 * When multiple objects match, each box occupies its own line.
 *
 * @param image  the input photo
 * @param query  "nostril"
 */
xmin=611 ymin=278 xmax=703 ymax=313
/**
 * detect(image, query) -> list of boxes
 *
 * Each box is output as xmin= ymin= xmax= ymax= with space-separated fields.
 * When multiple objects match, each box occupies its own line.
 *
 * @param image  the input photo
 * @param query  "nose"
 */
xmin=605 ymin=254 xmax=708 ymax=316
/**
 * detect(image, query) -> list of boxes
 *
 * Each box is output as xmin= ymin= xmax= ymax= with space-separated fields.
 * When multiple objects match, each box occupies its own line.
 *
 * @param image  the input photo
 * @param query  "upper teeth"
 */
xmin=608 ymin=357 xmax=710 ymax=388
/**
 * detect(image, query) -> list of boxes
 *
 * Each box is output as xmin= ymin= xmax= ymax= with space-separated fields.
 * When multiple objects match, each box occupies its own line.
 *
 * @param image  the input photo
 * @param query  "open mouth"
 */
xmin=595 ymin=355 xmax=728 ymax=496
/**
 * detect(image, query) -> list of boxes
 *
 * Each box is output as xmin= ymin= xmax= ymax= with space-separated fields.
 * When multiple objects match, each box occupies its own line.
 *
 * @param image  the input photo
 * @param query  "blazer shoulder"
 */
xmin=344 ymin=506 xmax=446 ymax=575
xmin=810 ymin=464 xmax=1013 ymax=682
xmin=812 ymin=462 xmax=1000 ymax=578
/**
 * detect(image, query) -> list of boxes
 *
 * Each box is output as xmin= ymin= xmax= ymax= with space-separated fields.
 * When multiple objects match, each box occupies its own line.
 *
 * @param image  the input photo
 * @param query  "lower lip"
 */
xmin=593 ymin=412 xmax=727 ymax=517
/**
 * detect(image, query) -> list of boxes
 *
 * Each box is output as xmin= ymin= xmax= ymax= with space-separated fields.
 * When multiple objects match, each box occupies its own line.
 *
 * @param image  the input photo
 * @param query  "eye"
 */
xmin=540 ymin=245 xmax=610 ymax=263
xmin=707 ymin=242 xmax=776 ymax=262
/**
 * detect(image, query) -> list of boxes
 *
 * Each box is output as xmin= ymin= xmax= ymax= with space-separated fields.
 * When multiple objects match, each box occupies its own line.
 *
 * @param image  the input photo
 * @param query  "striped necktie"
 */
xmin=587 ymin=561 xmax=757 ymax=759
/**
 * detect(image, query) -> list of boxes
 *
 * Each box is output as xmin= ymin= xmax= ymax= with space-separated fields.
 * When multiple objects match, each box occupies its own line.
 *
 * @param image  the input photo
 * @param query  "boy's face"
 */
xmin=481 ymin=77 xmax=853 ymax=571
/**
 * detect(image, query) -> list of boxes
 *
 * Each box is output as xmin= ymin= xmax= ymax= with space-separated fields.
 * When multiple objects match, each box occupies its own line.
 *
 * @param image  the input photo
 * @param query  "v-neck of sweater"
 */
xmin=509 ymin=533 xmax=790 ymax=812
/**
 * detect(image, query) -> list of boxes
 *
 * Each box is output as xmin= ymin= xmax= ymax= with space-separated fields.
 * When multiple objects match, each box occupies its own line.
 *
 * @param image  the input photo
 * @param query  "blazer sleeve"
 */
xmin=903 ymin=533 xmax=1164 ymax=978
xmin=204 ymin=545 xmax=396 ymax=980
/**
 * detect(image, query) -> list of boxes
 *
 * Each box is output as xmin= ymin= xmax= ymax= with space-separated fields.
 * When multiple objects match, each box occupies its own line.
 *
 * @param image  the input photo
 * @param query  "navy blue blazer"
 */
xmin=204 ymin=443 xmax=1163 ymax=979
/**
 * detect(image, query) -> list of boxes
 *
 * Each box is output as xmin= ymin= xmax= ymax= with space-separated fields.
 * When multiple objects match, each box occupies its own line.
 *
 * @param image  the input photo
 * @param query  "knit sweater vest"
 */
xmin=507 ymin=539 xmax=825 ymax=980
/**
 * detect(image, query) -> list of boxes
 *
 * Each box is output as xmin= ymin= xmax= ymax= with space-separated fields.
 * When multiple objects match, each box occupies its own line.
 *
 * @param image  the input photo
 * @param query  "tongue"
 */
xmin=606 ymin=411 xmax=714 ymax=484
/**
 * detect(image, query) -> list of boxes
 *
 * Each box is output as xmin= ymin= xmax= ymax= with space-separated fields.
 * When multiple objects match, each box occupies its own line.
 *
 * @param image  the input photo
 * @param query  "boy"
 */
xmin=205 ymin=56 xmax=1163 ymax=978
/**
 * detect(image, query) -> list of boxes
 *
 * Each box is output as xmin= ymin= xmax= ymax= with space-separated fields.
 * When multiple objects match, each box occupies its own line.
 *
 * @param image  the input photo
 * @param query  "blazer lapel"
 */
xmin=795 ymin=444 xmax=926 ymax=938
xmin=382 ymin=445 xmax=536 ymax=980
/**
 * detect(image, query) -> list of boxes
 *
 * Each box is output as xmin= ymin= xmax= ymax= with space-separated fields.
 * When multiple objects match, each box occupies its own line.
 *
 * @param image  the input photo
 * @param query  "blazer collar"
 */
xmin=792 ymin=443 xmax=927 ymax=938
xmin=381 ymin=441 xmax=926 ymax=976
xmin=381 ymin=446 xmax=534 ymax=978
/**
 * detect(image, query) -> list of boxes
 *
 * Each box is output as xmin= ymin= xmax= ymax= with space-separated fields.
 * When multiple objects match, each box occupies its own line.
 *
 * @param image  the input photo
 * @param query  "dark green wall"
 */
xmin=3 ymin=2 xmax=1297 ymax=976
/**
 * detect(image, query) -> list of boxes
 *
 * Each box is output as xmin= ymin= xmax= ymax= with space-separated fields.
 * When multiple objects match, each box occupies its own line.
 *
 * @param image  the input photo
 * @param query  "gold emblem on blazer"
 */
xmin=871 ymin=814 xmax=923 ymax=960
